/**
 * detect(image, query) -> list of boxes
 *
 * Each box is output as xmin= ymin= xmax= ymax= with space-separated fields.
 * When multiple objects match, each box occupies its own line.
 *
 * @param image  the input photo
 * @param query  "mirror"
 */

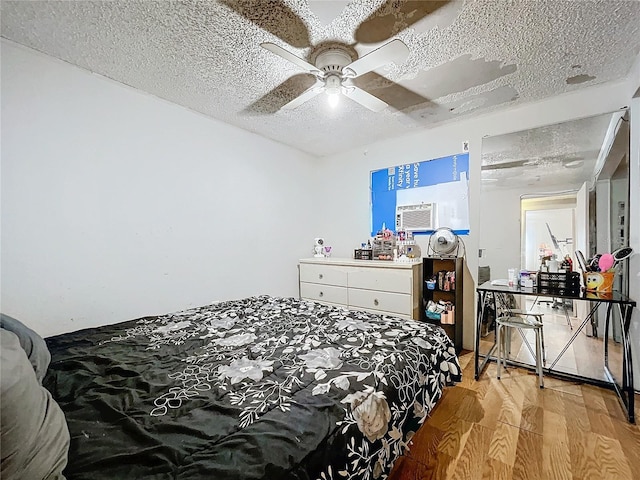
xmin=478 ymin=110 xmax=630 ymax=382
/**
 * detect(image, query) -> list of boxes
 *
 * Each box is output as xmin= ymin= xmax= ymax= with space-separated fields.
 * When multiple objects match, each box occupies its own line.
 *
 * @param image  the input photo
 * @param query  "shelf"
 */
xmin=422 ymin=257 xmax=464 ymax=353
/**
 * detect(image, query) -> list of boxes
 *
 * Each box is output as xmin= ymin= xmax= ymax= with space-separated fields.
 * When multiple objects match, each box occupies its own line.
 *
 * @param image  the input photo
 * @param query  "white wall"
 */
xmin=477 ymin=185 xmax=576 ymax=279
xmin=477 ymin=186 xmax=522 ymax=278
xmin=523 ymin=208 xmax=574 ymax=271
xmin=1 ymin=40 xmax=318 ymax=337
xmin=316 ymin=77 xmax=635 ymax=352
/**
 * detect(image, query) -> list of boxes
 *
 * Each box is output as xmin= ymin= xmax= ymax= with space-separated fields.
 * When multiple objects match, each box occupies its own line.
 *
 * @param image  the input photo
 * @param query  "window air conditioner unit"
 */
xmin=396 ymin=203 xmax=436 ymax=232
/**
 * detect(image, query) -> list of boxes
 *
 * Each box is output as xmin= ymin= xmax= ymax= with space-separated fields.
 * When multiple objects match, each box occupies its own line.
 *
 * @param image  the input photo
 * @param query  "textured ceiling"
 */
xmin=480 ymin=111 xmax=625 ymax=189
xmin=2 ymin=0 xmax=640 ymax=157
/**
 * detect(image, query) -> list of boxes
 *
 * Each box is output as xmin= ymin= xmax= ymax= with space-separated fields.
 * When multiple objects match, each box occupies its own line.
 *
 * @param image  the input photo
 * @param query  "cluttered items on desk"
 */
xmin=497 ymin=269 xmax=578 ymax=295
xmin=527 ymin=246 xmax=633 ymax=293
xmin=354 ymin=225 xmax=421 ymax=261
xmin=497 ymin=246 xmax=633 ymax=295
xmin=574 ymin=246 xmax=633 ymax=292
xmin=537 ymin=222 xmax=633 ymax=293
xmin=537 ymin=271 xmax=581 ymax=295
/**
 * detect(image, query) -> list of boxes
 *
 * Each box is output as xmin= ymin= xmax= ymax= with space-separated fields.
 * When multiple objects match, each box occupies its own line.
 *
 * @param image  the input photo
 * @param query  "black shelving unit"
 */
xmin=422 ymin=257 xmax=464 ymax=353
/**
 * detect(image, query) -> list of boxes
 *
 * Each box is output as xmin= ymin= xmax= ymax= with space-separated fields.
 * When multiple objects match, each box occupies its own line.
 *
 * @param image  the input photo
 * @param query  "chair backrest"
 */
xmin=494 ymin=292 xmax=543 ymax=327
xmin=494 ymin=292 xmax=518 ymax=316
xmin=478 ymin=266 xmax=490 ymax=285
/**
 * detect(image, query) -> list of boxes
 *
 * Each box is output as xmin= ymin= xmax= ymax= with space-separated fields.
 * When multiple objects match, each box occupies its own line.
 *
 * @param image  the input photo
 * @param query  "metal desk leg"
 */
xmin=548 ymin=302 xmax=600 ymax=371
xmin=604 ymin=303 xmax=635 ymax=423
xmin=475 ymin=291 xmax=497 ymax=380
xmin=604 ymin=303 xmax=613 ymax=368
xmin=591 ymin=307 xmax=599 ymax=338
xmin=563 ymin=303 xmax=573 ymax=330
xmin=475 ymin=291 xmax=485 ymax=380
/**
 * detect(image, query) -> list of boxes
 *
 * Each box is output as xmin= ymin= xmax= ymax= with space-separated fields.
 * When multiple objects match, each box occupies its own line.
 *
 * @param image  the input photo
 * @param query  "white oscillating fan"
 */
xmin=427 ymin=227 xmax=461 ymax=258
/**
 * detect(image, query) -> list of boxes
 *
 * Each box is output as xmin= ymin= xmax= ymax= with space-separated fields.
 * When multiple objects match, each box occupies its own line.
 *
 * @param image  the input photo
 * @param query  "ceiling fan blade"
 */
xmin=261 ymin=43 xmax=322 ymax=76
xmin=343 ymin=39 xmax=409 ymax=78
xmin=353 ymin=72 xmax=433 ymax=111
xmin=281 ymin=84 xmax=324 ymax=110
xmin=242 ymin=73 xmax=318 ymax=115
xmin=220 ymin=0 xmax=311 ymax=49
xmin=343 ymin=87 xmax=388 ymax=112
xmin=355 ymin=0 xmax=451 ymax=44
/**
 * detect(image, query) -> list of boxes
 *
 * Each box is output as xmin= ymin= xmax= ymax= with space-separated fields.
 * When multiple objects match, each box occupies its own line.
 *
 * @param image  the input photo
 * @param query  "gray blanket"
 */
xmin=1 ymin=313 xmax=51 ymax=383
xmin=1 ymin=330 xmax=70 ymax=480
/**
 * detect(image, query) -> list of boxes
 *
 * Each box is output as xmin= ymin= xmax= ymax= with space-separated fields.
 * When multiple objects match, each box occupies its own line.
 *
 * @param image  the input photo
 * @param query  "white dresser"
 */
xmin=298 ymin=258 xmax=422 ymax=320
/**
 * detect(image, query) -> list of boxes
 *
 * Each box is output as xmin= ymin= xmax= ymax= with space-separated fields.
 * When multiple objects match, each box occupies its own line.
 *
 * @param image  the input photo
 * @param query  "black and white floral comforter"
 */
xmin=44 ymin=295 xmax=461 ymax=480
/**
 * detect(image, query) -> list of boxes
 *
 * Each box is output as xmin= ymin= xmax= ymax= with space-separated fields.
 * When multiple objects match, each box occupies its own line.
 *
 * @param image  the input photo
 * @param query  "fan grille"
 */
xmin=429 ymin=228 xmax=459 ymax=255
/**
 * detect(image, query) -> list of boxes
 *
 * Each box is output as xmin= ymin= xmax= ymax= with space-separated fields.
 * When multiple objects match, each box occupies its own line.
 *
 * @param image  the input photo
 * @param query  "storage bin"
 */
xmin=425 ymin=310 xmax=441 ymax=321
xmin=537 ymin=271 xmax=581 ymax=294
xmin=441 ymin=308 xmax=455 ymax=325
xmin=584 ymin=271 xmax=615 ymax=292
xmin=354 ymin=249 xmax=372 ymax=260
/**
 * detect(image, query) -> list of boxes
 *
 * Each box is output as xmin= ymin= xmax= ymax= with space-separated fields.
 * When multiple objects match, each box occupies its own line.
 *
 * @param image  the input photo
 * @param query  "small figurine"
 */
xmin=313 ymin=238 xmax=325 ymax=257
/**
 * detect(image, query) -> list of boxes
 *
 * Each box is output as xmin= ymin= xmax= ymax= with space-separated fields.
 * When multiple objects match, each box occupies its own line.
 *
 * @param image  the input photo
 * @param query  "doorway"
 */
xmin=521 ymin=194 xmax=576 ymax=271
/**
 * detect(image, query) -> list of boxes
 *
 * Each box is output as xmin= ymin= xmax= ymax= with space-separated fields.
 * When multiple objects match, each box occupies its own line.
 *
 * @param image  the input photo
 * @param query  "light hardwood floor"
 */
xmin=388 ymin=351 xmax=640 ymax=480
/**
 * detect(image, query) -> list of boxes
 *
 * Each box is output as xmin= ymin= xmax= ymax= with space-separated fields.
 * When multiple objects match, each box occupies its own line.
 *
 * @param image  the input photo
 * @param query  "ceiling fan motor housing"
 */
xmin=314 ymin=49 xmax=352 ymax=74
xmin=315 ymin=48 xmax=353 ymax=95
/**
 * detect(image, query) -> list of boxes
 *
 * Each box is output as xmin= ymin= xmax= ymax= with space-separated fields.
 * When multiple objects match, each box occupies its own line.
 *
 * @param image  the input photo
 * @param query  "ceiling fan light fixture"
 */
xmin=327 ymin=90 xmax=340 ymax=108
xmin=325 ymin=74 xmax=342 ymax=108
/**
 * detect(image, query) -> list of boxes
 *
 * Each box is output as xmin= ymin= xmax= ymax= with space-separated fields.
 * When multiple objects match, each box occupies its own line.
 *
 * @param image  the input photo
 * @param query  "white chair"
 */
xmin=494 ymin=293 xmax=545 ymax=388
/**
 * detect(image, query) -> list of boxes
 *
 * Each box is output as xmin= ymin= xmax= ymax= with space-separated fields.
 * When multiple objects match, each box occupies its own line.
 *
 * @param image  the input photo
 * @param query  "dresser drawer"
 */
xmin=299 ymin=263 xmax=348 ymax=287
xmin=348 ymin=267 xmax=412 ymax=294
xmin=300 ymin=282 xmax=348 ymax=305
xmin=348 ymin=288 xmax=412 ymax=316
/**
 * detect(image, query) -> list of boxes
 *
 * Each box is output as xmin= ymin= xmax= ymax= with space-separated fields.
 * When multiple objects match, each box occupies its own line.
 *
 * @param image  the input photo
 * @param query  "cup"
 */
xmin=584 ymin=271 xmax=615 ymax=292
xmin=508 ymin=268 xmax=516 ymax=287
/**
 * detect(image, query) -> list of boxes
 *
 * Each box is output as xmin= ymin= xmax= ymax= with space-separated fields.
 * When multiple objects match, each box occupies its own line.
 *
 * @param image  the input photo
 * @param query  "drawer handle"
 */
xmin=374 ymin=299 xmax=379 ymax=306
xmin=319 ymin=273 xmax=324 ymax=279
xmin=319 ymin=291 xmax=324 ymax=297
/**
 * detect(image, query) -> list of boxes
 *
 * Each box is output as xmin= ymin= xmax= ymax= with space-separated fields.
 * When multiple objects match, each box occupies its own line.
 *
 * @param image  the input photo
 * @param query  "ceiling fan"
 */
xmin=221 ymin=0 xmax=450 ymax=114
xmin=261 ymin=39 xmax=409 ymax=111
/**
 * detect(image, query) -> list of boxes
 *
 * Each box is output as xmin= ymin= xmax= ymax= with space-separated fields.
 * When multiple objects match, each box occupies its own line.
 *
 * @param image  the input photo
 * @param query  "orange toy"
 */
xmin=584 ymin=271 xmax=615 ymax=292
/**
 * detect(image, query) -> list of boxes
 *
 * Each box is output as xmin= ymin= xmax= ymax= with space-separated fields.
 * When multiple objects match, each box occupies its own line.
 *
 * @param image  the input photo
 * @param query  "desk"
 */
xmin=474 ymin=282 xmax=637 ymax=423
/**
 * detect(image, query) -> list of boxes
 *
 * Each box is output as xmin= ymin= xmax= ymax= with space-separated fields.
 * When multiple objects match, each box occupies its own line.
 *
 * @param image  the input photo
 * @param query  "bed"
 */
xmin=43 ymin=295 xmax=461 ymax=480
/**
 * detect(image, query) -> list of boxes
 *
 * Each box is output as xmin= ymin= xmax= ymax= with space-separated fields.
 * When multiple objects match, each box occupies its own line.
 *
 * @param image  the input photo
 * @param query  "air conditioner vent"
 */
xmin=396 ymin=203 xmax=435 ymax=232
